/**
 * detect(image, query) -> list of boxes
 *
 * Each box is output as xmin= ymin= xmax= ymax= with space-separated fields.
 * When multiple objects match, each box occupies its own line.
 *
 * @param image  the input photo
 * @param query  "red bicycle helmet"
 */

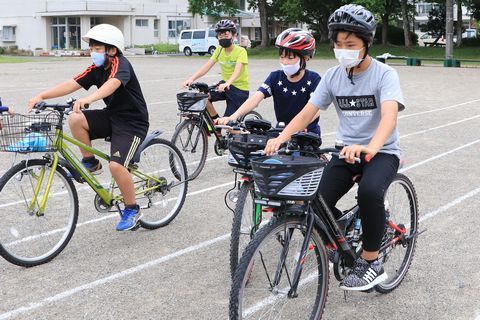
xmin=275 ymin=28 xmax=316 ymax=57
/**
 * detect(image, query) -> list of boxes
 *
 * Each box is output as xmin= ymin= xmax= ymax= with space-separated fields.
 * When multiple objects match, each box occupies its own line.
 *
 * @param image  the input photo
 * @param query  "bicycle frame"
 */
xmin=29 ymin=126 xmax=166 ymax=214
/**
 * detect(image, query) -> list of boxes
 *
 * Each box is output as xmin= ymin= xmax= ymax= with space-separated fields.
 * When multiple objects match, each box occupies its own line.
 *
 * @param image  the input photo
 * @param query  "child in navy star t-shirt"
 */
xmin=217 ymin=28 xmax=321 ymax=135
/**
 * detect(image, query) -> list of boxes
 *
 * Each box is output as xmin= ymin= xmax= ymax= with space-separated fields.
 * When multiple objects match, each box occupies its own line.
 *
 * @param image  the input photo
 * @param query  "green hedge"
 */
xmin=460 ymin=38 xmax=480 ymax=46
xmin=375 ymin=24 xmax=418 ymax=46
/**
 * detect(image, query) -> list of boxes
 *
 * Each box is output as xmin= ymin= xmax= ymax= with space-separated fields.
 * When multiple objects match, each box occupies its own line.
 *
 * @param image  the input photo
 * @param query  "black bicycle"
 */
xmin=171 ymin=81 xmax=262 ymax=180
xmin=222 ymin=119 xmax=282 ymax=279
xmin=229 ymin=132 xmax=420 ymax=319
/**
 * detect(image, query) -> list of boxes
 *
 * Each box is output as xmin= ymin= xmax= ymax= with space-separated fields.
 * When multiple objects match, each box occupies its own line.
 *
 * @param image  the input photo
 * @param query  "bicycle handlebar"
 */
xmin=189 ymin=80 xmax=226 ymax=94
xmin=34 ymin=98 xmax=89 ymax=113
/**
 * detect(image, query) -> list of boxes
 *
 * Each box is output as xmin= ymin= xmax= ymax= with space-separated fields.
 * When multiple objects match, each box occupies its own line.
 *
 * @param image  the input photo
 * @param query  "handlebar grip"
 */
xmin=0 ymin=106 xmax=9 ymax=113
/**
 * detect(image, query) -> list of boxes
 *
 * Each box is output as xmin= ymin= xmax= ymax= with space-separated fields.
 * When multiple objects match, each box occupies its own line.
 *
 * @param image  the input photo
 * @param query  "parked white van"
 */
xmin=178 ymin=29 xmax=218 ymax=56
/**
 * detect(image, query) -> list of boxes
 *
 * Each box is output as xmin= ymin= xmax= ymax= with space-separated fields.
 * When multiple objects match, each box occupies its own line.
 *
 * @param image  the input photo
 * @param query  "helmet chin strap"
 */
xmin=291 ymin=57 xmax=306 ymax=78
xmin=347 ymin=43 xmax=370 ymax=85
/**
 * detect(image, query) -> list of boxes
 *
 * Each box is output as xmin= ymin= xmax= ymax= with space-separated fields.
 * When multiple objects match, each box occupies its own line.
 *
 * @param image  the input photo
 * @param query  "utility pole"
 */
xmin=445 ymin=0 xmax=454 ymax=59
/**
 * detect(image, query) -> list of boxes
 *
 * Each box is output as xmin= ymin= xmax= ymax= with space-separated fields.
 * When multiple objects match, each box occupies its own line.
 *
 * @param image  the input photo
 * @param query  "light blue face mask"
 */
xmin=91 ymin=52 xmax=106 ymax=67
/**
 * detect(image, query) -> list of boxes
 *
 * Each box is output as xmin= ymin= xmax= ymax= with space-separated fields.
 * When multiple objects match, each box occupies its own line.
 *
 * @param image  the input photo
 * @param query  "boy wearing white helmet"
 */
xmin=28 ymin=24 xmax=149 ymax=231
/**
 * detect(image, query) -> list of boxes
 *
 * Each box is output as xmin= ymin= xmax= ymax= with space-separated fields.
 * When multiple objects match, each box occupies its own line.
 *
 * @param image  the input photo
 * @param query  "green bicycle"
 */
xmin=0 ymin=99 xmax=188 ymax=267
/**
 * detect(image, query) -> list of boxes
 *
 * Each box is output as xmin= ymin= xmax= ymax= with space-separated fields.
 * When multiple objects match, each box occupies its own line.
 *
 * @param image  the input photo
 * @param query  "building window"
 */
xmin=90 ymin=17 xmax=102 ymax=28
xmin=51 ymin=16 xmax=80 ymax=49
xmin=168 ymin=19 xmax=191 ymax=38
xmin=154 ymin=19 xmax=159 ymax=37
xmin=2 ymin=26 xmax=16 ymax=42
xmin=254 ymin=28 xmax=261 ymax=41
xmin=136 ymin=19 xmax=149 ymax=27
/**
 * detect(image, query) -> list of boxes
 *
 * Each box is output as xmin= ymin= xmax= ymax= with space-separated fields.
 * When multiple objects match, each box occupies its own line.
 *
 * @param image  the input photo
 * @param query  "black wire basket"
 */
xmin=227 ymin=134 xmax=269 ymax=169
xmin=251 ymin=154 xmax=328 ymax=200
xmin=0 ymin=112 xmax=60 ymax=153
xmin=176 ymin=92 xmax=208 ymax=112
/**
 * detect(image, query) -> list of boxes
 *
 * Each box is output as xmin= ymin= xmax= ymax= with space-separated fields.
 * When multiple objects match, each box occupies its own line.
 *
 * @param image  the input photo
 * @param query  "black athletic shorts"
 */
xmin=209 ymin=84 xmax=249 ymax=117
xmin=83 ymin=109 xmax=148 ymax=167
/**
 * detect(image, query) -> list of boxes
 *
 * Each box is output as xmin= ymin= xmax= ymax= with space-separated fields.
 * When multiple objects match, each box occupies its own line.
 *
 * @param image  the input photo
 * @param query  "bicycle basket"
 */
xmin=0 ymin=112 xmax=60 ymax=153
xmin=176 ymin=92 xmax=208 ymax=112
xmin=251 ymin=155 xmax=327 ymax=200
xmin=228 ymin=134 xmax=268 ymax=169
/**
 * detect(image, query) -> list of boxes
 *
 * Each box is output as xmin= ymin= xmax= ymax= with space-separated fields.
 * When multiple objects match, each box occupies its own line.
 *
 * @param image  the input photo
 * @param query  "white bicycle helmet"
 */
xmin=82 ymin=24 xmax=125 ymax=53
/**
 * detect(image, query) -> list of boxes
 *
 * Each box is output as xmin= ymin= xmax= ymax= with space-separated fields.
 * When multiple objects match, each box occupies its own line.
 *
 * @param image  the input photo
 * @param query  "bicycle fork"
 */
xmin=288 ymin=211 xmax=316 ymax=298
xmin=27 ymin=154 xmax=59 ymax=216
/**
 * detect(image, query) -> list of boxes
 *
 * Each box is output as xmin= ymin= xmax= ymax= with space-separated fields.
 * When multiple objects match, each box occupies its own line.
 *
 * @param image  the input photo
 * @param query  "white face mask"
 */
xmin=334 ymin=48 xmax=364 ymax=69
xmin=280 ymin=59 xmax=301 ymax=77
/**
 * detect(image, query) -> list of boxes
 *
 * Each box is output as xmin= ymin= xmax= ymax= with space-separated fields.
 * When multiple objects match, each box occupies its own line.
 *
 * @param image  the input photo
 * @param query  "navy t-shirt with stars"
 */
xmin=258 ymin=69 xmax=321 ymax=134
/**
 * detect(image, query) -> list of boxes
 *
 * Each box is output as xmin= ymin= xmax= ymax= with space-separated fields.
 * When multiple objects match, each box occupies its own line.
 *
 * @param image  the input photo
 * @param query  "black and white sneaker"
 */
xmin=340 ymin=257 xmax=388 ymax=291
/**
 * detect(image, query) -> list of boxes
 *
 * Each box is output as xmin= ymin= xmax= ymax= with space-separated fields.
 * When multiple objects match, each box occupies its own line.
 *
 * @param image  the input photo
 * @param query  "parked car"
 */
xmin=462 ymin=28 xmax=478 ymax=39
xmin=418 ymin=32 xmax=446 ymax=46
xmin=178 ymin=28 xmax=218 ymax=56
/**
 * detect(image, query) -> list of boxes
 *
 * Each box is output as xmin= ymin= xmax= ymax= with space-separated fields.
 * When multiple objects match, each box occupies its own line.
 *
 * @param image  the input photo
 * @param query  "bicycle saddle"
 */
xmin=244 ymin=119 xmax=272 ymax=132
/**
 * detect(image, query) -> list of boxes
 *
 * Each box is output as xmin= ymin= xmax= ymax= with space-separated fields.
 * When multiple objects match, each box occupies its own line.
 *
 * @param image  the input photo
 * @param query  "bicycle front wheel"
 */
xmin=171 ymin=119 xmax=208 ymax=180
xmin=230 ymin=215 xmax=329 ymax=320
xmin=0 ymin=159 xmax=78 ymax=267
xmin=230 ymin=181 xmax=256 ymax=279
xmin=375 ymin=173 xmax=419 ymax=293
xmin=135 ymin=138 xmax=188 ymax=229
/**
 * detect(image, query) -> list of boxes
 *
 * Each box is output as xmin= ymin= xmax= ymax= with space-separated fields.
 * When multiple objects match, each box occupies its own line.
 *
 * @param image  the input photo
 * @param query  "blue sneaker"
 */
xmin=81 ymin=159 xmax=103 ymax=175
xmin=116 ymin=207 xmax=142 ymax=231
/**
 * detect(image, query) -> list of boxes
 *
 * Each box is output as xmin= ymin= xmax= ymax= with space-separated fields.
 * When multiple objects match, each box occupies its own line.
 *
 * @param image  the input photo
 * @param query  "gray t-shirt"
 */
xmin=309 ymin=59 xmax=404 ymax=157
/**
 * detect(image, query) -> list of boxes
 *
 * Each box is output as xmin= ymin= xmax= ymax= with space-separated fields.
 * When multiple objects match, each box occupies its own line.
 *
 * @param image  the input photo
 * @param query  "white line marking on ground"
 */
xmin=399 ymin=139 xmax=480 ymax=172
xmin=419 ymin=186 xmax=480 ymax=223
xmin=400 ymin=114 xmax=480 ymax=139
xmin=5 ymin=181 xmax=234 ymax=246
xmin=0 ymin=234 xmax=230 ymax=320
xmin=0 ymin=140 xmax=478 ymax=319
xmin=398 ymin=99 xmax=480 ymax=119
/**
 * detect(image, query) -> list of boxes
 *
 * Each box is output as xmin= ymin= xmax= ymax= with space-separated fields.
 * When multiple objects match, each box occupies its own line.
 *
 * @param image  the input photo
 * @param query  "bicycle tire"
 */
xmin=136 ymin=138 xmax=188 ymax=229
xmin=0 ymin=159 xmax=78 ymax=267
xmin=374 ymin=173 xmax=419 ymax=293
xmin=171 ymin=119 xmax=208 ymax=180
xmin=229 ymin=181 xmax=255 ymax=279
xmin=229 ymin=215 xmax=329 ymax=319
xmin=239 ymin=111 xmax=262 ymax=122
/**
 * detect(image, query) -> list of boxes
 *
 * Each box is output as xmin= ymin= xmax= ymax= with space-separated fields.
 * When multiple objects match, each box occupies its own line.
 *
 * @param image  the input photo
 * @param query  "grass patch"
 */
xmin=135 ymin=43 xmax=179 ymax=54
xmin=247 ymin=44 xmax=480 ymax=60
xmin=0 ymin=56 xmax=31 ymax=63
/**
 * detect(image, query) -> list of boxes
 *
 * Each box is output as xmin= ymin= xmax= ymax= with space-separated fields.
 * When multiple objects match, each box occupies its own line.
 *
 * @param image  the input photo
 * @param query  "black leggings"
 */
xmin=317 ymin=153 xmax=399 ymax=251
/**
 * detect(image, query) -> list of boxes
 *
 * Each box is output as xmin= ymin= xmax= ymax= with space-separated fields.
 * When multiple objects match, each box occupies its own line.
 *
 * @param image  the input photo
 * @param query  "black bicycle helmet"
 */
xmin=328 ymin=4 xmax=376 ymax=38
xmin=215 ymin=19 xmax=237 ymax=34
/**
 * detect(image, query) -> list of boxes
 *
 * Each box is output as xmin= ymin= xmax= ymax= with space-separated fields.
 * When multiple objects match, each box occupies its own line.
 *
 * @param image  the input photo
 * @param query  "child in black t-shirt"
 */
xmin=28 ymin=24 xmax=149 ymax=231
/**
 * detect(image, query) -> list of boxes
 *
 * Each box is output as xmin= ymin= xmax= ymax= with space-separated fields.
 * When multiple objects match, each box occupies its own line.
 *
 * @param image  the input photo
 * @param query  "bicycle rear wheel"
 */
xmin=229 ymin=215 xmax=329 ymax=319
xmin=134 ymin=138 xmax=188 ymax=229
xmin=171 ymin=119 xmax=208 ymax=180
xmin=375 ymin=173 xmax=418 ymax=293
xmin=0 ymin=159 xmax=78 ymax=267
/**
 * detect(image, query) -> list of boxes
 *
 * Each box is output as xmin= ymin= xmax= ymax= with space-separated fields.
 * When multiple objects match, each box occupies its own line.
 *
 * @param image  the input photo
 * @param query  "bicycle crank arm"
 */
xmin=405 ymin=228 xmax=427 ymax=240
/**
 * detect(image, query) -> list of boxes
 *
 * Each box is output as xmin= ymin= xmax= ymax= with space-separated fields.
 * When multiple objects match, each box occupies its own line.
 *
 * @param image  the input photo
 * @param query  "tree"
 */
xmin=401 ymin=0 xmax=412 ymax=46
xmin=247 ymin=0 xmax=270 ymax=48
xmin=187 ymin=0 xmax=239 ymax=17
xmin=427 ymin=5 xmax=446 ymax=37
xmin=275 ymin=0 xmax=345 ymax=42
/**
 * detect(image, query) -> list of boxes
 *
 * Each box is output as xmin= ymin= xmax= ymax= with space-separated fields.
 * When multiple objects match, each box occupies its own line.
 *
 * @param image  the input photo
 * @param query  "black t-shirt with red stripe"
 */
xmin=74 ymin=55 xmax=149 ymax=128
